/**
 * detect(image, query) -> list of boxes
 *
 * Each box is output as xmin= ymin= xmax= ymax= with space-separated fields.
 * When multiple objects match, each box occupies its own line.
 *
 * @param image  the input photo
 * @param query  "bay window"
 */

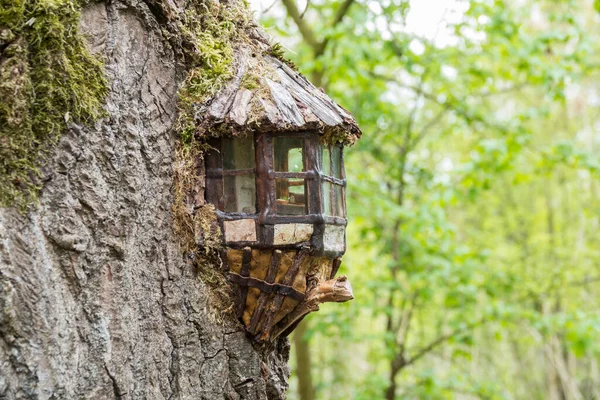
xmin=205 ymin=131 xmax=347 ymax=254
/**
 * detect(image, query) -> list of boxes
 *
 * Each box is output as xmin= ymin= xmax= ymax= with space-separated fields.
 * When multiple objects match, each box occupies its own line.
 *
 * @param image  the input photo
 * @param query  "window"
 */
xmin=273 ymin=137 xmax=308 ymax=215
xmin=206 ymin=136 xmax=257 ymax=214
xmin=205 ymin=134 xmax=346 ymax=221
xmin=320 ymin=144 xmax=345 ymax=218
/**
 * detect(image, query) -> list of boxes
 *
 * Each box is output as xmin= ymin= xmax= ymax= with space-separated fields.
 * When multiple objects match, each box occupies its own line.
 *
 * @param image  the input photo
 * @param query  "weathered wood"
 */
xmin=270 ymin=275 xmax=354 ymax=340
xmin=330 ymin=257 xmax=342 ymax=279
xmin=230 ymin=88 xmax=254 ymax=125
xmin=266 ymin=78 xmax=305 ymax=127
xmin=207 ymin=51 xmax=248 ymax=120
xmin=249 ymin=249 xmax=283 ymax=333
xmin=258 ymin=96 xmax=282 ymax=126
xmin=258 ymin=248 xmax=309 ymax=340
xmin=275 ymin=59 xmax=356 ymax=121
xmin=276 ymin=65 xmax=343 ymax=126
xmin=237 ymin=247 xmax=253 ymax=318
xmin=228 ymin=271 xmax=306 ymax=301
xmin=197 ymin=52 xmax=361 ymax=145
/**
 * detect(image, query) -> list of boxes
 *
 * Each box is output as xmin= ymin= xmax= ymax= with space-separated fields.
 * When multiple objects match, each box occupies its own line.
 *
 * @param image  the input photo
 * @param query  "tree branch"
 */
xmin=396 ymin=291 xmax=418 ymax=357
xmin=403 ymin=318 xmax=487 ymax=369
xmin=282 ymin=0 xmax=355 ymax=57
xmin=315 ymin=0 xmax=355 ymax=55
xmin=410 ymin=108 xmax=448 ymax=149
xmin=370 ymin=71 xmax=512 ymax=134
xmin=280 ymin=0 xmax=321 ymax=51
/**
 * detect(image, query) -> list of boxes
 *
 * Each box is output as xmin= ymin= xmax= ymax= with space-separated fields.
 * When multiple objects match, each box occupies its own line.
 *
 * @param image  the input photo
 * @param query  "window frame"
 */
xmin=269 ymin=134 xmax=314 ymax=217
xmin=205 ymin=132 xmax=347 ymax=226
xmin=320 ymin=143 xmax=346 ymax=219
xmin=205 ymin=136 xmax=259 ymax=216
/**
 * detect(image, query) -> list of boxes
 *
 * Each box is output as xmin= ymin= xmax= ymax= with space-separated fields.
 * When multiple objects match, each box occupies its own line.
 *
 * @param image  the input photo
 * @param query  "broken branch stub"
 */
xmin=269 ymin=275 xmax=353 ymax=340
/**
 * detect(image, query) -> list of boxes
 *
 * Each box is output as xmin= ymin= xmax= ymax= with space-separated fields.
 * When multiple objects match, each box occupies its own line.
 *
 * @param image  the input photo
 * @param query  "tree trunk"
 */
xmin=0 ymin=1 xmax=290 ymax=399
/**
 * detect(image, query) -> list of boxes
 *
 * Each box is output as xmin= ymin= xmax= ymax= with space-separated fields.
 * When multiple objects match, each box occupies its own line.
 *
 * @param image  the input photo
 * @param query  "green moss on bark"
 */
xmin=175 ymin=0 xmax=252 ymax=146
xmin=0 ymin=0 xmax=107 ymax=210
xmin=172 ymin=0 xmax=253 ymax=246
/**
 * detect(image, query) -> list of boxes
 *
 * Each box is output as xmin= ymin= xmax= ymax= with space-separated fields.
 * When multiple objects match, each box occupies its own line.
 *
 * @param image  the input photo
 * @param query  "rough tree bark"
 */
xmin=0 ymin=1 xmax=291 ymax=399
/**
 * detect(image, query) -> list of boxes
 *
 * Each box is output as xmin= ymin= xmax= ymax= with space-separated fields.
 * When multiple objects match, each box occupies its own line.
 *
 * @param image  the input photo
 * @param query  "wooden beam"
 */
xmin=248 ymin=250 xmax=283 ymax=334
xmin=257 ymin=247 xmax=309 ymax=340
xmin=236 ymin=247 xmax=253 ymax=318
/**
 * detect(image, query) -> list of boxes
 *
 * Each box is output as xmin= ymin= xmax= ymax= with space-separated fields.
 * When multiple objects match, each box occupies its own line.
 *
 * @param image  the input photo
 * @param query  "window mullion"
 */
xmin=271 ymin=171 xmax=313 ymax=179
xmin=329 ymin=146 xmax=335 ymax=216
xmin=220 ymin=168 xmax=256 ymax=176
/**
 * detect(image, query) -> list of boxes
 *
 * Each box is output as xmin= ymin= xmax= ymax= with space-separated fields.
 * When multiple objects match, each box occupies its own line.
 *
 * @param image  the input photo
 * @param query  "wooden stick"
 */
xmin=270 ymin=275 xmax=353 ymax=340
xmin=257 ymin=247 xmax=309 ymax=340
xmin=236 ymin=247 xmax=252 ymax=318
xmin=330 ymin=257 xmax=342 ymax=279
xmin=248 ymin=250 xmax=283 ymax=334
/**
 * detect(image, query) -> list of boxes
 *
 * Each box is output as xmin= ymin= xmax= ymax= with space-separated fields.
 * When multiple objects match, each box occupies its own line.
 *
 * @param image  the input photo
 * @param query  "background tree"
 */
xmin=256 ymin=0 xmax=600 ymax=398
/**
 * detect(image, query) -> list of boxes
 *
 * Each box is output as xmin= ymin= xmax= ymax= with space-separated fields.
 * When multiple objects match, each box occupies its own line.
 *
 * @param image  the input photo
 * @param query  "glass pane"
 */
xmin=332 ymin=145 xmax=342 ymax=179
xmin=334 ymin=184 xmax=344 ymax=217
xmin=274 ymin=137 xmax=304 ymax=172
xmin=275 ymin=178 xmax=307 ymax=215
xmin=322 ymin=181 xmax=332 ymax=216
xmin=321 ymin=145 xmax=331 ymax=176
xmin=222 ymin=136 xmax=255 ymax=170
xmin=224 ymin=174 xmax=256 ymax=213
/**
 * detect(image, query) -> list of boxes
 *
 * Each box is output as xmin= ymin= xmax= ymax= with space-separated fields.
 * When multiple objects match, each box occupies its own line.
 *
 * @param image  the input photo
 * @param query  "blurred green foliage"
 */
xmin=259 ymin=0 xmax=600 ymax=398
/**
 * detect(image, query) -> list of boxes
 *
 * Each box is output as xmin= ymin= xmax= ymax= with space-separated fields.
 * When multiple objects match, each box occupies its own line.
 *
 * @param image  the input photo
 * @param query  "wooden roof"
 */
xmin=196 ymin=45 xmax=362 ymax=146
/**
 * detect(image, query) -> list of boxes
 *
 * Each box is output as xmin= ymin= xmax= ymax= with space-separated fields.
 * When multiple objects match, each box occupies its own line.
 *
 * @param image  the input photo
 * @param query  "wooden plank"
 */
xmin=248 ymin=249 xmax=281 ymax=334
xmin=236 ymin=247 xmax=253 ymax=318
xmin=257 ymin=96 xmax=282 ymax=126
xmin=276 ymin=68 xmax=343 ymax=127
xmin=266 ymin=78 xmax=305 ymax=127
xmin=257 ymin=247 xmax=309 ymax=340
xmin=229 ymin=88 xmax=254 ymax=125
xmin=208 ymin=51 xmax=248 ymax=120
xmin=274 ymin=58 xmax=354 ymax=121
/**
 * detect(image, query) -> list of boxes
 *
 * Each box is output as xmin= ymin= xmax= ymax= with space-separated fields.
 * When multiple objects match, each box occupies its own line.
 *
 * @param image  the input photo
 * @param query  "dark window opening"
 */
xmin=206 ymin=136 xmax=257 ymax=214
xmin=274 ymin=137 xmax=304 ymax=172
xmin=273 ymin=137 xmax=308 ymax=215
xmin=275 ymin=178 xmax=307 ymax=215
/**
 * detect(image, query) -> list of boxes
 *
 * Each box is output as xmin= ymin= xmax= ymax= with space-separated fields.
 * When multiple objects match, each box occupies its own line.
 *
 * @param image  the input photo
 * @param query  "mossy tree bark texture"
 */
xmin=0 ymin=0 xmax=290 ymax=399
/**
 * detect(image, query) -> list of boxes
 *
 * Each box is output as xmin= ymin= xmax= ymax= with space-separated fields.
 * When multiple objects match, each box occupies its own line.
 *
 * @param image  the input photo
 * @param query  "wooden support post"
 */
xmin=258 ymin=247 xmax=309 ymax=341
xmin=249 ymin=249 xmax=283 ymax=334
xmin=330 ymin=257 xmax=342 ymax=279
xmin=237 ymin=247 xmax=252 ymax=318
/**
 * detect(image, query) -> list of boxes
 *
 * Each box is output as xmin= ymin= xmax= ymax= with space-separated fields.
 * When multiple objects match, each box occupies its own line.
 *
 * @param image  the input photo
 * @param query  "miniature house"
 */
xmin=197 ymin=46 xmax=361 ymax=341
